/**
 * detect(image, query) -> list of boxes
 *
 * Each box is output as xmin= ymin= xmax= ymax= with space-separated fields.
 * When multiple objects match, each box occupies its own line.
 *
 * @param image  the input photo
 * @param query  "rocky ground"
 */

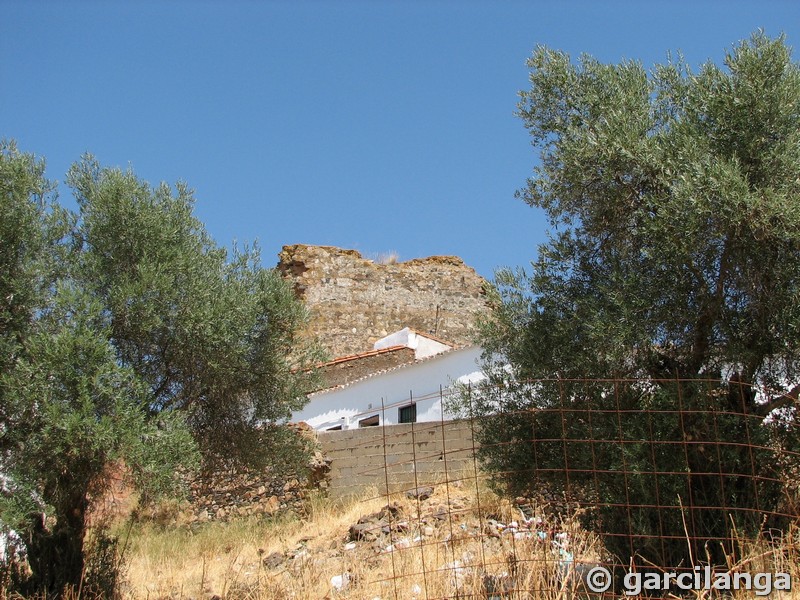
xmin=123 ymin=479 xmax=603 ymax=600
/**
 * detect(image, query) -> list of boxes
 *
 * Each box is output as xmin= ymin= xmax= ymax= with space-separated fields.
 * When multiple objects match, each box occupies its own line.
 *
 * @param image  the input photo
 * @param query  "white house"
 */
xmin=291 ymin=328 xmax=485 ymax=431
xmin=372 ymin=327 xmax=453 ymax=359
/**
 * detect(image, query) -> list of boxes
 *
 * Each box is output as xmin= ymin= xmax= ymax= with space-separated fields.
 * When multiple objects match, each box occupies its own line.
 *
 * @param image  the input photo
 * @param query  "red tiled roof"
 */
xmin=313 ymin=345 xmax=410 ymax=368
xmin=308 ymin=344 xmax=476 ymax=397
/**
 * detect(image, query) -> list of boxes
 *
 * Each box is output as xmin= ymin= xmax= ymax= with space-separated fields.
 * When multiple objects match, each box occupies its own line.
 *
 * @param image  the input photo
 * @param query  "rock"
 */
xmin=264 ymin=495 xmax=280 ymax=514
xmin=484 ymin=521 xmax=501 ymax=538
xmin=349 ymin=521 xmax=383 ymax=542
xmin=262 ymin=551 xmax=284 ymax=569
xmin=432 ymin=506 xmax=448 ymax=521
xmin=330 ymin=572 xmax=351 ymax=592
xmin=482 ymin=573 xmax=516 ymax=597
xmin=406 ymin=486 xmax=434 ymax=501
xmin=378 ymin=502 xmax=403 ymax=519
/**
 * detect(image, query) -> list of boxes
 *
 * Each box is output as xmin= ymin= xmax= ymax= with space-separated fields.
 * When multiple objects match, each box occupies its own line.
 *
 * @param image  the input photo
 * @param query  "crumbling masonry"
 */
xmin=277 ymin=244 xmax=489 ymax=358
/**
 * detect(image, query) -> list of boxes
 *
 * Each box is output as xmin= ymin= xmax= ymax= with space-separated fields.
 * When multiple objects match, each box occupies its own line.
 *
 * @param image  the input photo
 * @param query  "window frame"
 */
xmin=358 ymin=414 xmax=380 ymax=427
xmin=398 ymin=403 xmax=417 ymax=424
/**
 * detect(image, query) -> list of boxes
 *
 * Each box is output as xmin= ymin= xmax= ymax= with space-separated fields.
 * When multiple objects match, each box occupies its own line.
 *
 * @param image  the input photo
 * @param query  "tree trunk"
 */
xmin=25 ymin=495 xmax=87 ymax=596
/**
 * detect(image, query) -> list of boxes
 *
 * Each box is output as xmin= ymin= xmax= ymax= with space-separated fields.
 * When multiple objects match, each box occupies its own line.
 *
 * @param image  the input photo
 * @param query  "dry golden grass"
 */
xmin=7 ymin=473 xmax=798 ymax=599
xmin=121 ymin=487 xmax=388 ymax=598
xmin=117 ymin=479 xmax=800 ymax=600
xmin=118 ymin=474 xmax=609 ymax=599
xmin=370 ymin=251 xmax=400 ymax=265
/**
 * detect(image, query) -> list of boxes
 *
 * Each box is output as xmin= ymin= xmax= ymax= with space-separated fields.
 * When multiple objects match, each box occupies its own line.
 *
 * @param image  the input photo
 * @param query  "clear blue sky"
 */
xmin=3 ymin=1 xmax=798 ymax=279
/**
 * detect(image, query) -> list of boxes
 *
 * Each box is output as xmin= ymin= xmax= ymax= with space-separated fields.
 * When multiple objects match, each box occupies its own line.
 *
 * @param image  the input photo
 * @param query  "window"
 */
xmin=398 ymin=404 xmax=417 ymax=424
xmin=358 ymin=414 xmax=380 ymax=427
xmin=326 ymin=425 xmax=342 ymax=431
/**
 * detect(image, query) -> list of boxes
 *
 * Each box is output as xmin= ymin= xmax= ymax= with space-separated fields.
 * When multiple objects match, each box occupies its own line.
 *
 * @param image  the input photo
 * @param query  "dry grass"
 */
xmin=118 ymin=480 xmax=800 ymax=599
xmin=118 ymin=474 xmax=607 ymax=599
xmin=121 ymin=488 xmax=388 ymax=598
xmin=370 ymin=251 xmax=400 ymax=265
xmin=7 ymin=475 xmax=799 ymax=599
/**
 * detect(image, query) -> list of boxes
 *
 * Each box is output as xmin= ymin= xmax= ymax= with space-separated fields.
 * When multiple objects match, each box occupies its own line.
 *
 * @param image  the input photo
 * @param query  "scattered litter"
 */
xmin=330 ymin=572 xmax=350 ymax=592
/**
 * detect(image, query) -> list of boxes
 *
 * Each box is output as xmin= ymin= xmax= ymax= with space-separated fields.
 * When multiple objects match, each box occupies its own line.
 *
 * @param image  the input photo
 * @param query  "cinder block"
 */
xmin=318 ymin=420 xmax=480 ymax=496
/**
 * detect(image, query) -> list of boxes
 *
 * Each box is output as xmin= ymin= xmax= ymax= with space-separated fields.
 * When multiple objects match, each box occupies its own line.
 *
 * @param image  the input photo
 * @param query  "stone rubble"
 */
xmin=324 ymin=485 xmax=597 ymax=598
xmin=184 ymin=424 xmax=332 ymax=524
xmin=174 ymin=480 xmax=600 ymax=599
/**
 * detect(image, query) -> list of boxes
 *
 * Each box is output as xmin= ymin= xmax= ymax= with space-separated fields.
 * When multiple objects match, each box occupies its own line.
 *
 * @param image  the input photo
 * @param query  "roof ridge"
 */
xmin=407 ymin=328 xmax=457 ymax=348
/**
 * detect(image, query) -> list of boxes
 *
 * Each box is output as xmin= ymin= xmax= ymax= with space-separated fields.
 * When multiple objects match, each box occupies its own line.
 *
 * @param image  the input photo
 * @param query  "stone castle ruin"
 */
xmin=277 ymin=244 xmax=489 ymax=358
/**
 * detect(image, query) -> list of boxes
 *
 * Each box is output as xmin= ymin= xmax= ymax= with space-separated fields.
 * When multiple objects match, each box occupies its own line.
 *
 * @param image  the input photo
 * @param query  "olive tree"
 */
xmin=470 ymin=32 xmax=800 ymax=570
xmin=69 ymin=157 xmax=322 ymax=468
xmin=0 ymin=146 xmax=321 ymax=594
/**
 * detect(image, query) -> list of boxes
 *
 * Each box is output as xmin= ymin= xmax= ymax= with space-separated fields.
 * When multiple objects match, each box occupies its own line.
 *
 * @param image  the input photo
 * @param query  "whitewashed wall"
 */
xmin=373 ymin=327 xmax=452 ymax=359
xmin=292 ymin=346 xmax=484 ymax=431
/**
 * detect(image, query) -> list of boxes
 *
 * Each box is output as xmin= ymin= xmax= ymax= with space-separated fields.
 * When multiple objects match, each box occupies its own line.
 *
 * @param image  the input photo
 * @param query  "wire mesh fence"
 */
xmin=322 ymin=377 xmax=800 ymax=599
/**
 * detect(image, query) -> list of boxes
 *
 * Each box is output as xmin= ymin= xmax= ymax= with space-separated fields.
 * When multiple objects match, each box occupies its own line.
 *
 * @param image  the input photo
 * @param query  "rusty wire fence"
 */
xmin=320 ymin=377 xmax=800 ymax=599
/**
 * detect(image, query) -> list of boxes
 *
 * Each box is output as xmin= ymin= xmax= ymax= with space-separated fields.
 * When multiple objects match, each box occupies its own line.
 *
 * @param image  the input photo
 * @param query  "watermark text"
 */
xmin=586 ymin=565 xmax=791 ymax=596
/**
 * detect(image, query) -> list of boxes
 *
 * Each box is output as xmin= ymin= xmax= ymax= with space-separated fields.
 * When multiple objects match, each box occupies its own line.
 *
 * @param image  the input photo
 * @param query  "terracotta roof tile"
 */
xmin=313 ymin=345 xmax=410 ymax=368
xmin=308 ymin=345 xmax=476 ymax=397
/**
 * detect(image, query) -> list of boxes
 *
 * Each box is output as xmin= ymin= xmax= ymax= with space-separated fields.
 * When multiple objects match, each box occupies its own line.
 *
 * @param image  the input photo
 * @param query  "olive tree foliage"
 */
xmin=467 ymin=33 xmax=800 ymax=569
xmin=0 ymin=145 xmax=321 ymax=594
xmin=1 ymin=285 xmax=195 ymax=593
xmin=69 ymin=157 xmax=322 ymax=468
xmin=0 ymin=144 xmax=191 ymax=594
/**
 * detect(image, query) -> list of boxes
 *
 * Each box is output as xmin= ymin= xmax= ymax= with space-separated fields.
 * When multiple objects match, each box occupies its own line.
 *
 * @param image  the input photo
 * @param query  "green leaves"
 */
xmin=0 ymin=142 xmax=69 ymax=382
xmin=67 ymin=156 xmax=323 ymax=465
xmin=499 ymin=32 xmax=800 ymax=386
xmin=473 ymin=32 xmax=800 ymax=573
xmin=1 ymin=145 xmax=318 ymax=592
xmin=2 ymin=280 xmax=197 ymax=515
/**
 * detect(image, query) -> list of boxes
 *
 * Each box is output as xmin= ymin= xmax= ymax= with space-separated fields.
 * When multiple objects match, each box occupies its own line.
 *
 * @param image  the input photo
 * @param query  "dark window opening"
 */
xmin=326 ymin=425 xmax=342 ymax=431
xmin=399 ymin=404 xmax=417 ymax=424
xmin=359 ymin=414 xmax=380 ymax=427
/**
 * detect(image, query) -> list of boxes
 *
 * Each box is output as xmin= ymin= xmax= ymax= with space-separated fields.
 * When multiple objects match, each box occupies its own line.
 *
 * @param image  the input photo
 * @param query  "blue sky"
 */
xmin=3 ymin=1 xmax=799 ymax=279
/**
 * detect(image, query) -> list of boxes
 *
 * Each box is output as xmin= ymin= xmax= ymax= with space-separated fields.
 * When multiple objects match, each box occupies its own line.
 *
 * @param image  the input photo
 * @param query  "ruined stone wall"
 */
xmin=97 ymin=424 xmax=331 ymax=526
xmin=278 ymin=244 xmax=489 ymax=358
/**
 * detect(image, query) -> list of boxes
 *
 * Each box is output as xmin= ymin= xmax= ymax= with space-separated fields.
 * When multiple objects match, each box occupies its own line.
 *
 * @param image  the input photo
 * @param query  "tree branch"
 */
xmin=753 ymin=383 xmax=800 ymax=418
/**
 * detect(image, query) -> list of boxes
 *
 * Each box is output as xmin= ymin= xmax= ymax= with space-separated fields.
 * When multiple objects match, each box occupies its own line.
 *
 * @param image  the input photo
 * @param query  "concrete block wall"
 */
xmin=317 ymin=420 xmax=477 ymax=498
